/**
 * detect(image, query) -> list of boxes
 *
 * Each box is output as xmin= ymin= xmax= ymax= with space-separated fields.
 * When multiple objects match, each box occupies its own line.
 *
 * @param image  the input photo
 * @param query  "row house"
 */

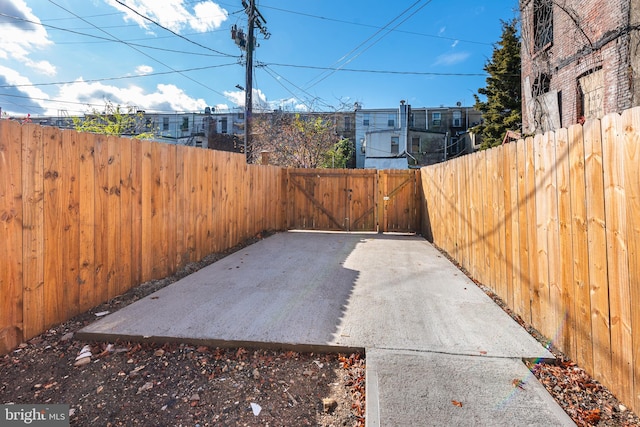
xmin=354 ymin=102 xmax=482 ymax=169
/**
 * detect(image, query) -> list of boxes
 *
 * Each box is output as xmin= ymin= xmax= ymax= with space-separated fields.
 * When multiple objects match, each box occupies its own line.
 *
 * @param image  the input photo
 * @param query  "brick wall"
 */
xmin=521 ymin=0 xmax=637 ymax=132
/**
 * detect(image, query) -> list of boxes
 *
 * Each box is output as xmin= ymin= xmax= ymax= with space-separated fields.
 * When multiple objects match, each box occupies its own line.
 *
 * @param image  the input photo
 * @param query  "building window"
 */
xmin=388 ymin=114 xmax=395 ymax=127
xmin=363 ymin=114 xmax=370 ymax=126
xmin=181 ymin=117 xmax=189 ymax=131
xmin=453 ymin=111 xmax=462 ymax=127
xmin=532 ymin=73 xmax=551 ymax=96
xmin=578 ymin=68 xmax=604 ymax=121
xmin=344 ymin=116 xmax=351 ymax=131
xmin=533 ymin=0 xmax=553 ymax=52
xmin=391 ymin=136 xmax=399 ymax=154
xmin=221 ymin=118 xmax=228 ymax=134
xmin=432 ymin=112 xmax=441 ymax=126
xmin=162 ymin=117 xmax=169 ymax=131
xmin=411 ymin=137 xmax=420 ymax=153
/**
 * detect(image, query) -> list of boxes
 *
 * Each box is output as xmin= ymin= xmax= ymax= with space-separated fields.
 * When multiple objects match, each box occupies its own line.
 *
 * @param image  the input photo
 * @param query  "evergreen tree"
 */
xmin=473 ymin=19 xmax=521 ymax=149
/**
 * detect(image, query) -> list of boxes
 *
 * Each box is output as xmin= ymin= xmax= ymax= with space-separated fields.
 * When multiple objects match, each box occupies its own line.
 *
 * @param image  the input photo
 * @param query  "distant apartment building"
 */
xmin=355 ymin=102 xmax=482 ymax=169
xmin=520 ymin=0 xmax=640 ymax=133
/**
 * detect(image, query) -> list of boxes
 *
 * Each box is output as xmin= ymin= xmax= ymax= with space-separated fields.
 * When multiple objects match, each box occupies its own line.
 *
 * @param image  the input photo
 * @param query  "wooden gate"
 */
xmin=286 ymin=169 xmax=419 ymax=232
xmin=378 ymin=169 xmax=421 ymax=233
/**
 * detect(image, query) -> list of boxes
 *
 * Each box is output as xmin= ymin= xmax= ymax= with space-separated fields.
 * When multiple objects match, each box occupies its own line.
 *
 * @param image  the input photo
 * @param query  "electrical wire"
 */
xmin=305 ymin=0 xmax=433 ymax=89
xmin=111 ymin=0 xmax=236 ymax=58
xmin=263 ymin=62 xmax=488 ymax=77
xmin=258 ymin=4 xmax=492 ymax=47
xmin=46 ymin=0 xmax=231 ymax=98
xmin=0 ymin=63 xmax=238 ymax=89
xmin=0 ymin=12 xmax=233 ymax=58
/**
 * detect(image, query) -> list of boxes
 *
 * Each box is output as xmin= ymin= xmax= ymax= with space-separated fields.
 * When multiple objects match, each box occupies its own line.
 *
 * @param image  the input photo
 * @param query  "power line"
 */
xmin=0 ymin=12 xmax=234 ymax=58
xmin=262 ymin=62 xmax=488 ymax=77
xmin=260 ymin=65 xmax=335 ymax=111
xmin=305 ymin=0 xmax=433 ymax=89
xmin=46 ymin=0 xmax=230 ymax=98
xmin=0 ymin=63 xmax=238 ymax=89
xmin=260 ymin=4 xmax=492 ymax=47
xmin=112 ymin=0 xmax=236 ymax=58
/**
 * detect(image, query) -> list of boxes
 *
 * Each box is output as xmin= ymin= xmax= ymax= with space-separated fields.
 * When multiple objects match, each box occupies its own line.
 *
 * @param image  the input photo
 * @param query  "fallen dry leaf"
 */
xmin=452 ymin=400 xmax=463 ymax=407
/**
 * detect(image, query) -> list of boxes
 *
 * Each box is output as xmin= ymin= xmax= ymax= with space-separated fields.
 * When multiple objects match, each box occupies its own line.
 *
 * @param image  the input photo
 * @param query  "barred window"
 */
xmin=533 ymin=0 xmax=553 ymax=51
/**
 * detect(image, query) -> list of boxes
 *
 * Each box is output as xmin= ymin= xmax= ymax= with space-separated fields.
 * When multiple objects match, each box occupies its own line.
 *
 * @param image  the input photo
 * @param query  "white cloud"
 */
xmin=433 ymin=52 xmax=470 ymax=67
xmin=451 ymin=40 xmax=459 ymax=48
xmin=190 ymin=2 xmax=228 ymax=32
xmin=222 ymin=88 xmax=267 ymax=108
xmin=106 ymin=0 xmax=228 ymax=33
xmin=135 ymin=65 xmax=154 ymax=75
xmin=0 ymin=65 xmax=51 ymax=114
xmin=438 ymin=27 xmax=446 ymax=36
xmin=0 ymin=0 xmax=54 ymax=72
xmin=46 ymin=79 xmax=208 ymax=115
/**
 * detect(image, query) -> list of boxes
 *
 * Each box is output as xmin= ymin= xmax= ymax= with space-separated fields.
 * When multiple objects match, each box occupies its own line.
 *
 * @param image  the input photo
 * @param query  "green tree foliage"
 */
xmin=73 ymin=101 xmax=155 ymax=139
xmin=473 ymin=19 xmax=521 ymax=149
xmin=321 ymin=138 xmax=354 ymax=168
xmin=251 ymin=112 xmax=343 ymax=168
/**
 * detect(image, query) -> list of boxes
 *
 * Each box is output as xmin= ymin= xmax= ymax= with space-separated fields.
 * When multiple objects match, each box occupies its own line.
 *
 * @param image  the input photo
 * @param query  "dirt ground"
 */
xmin=1 ymin=234 xmax=639 ymax=426
xmin=1 ymin=235 xmax=365 ymax=426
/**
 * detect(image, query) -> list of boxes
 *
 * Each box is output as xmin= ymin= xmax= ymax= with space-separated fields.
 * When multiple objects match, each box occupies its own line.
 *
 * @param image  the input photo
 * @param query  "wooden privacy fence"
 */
xmin=0 ymin=120 xmax=286 ymax=354
xmin=421 ymin=107 xmax=640 ymax=415
xmin=286 ymin=168 xmax=420 ymax=232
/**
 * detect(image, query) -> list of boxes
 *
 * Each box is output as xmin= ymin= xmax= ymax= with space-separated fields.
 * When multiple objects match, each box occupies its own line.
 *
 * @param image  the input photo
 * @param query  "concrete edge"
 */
xmin=365 ymin=350 xmax=380 ymax=427
xmin=74 ymin=331 xmax=365 ymax=355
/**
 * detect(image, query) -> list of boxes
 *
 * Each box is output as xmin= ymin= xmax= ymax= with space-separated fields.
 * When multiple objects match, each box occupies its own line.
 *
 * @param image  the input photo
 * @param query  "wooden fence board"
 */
xmin=496 ymin=146 xmax=507 ymax=301
xmin=77 ymin=131 xmax=95 ymax=312
xmin=524 ymin=136 xmax=538 ymax=329
xmin=130 ymin=139 xmax=142 ymax=286
xmin=166 ymin=145 xmax=177 ymax=273
xmin=461 ymin=155 xmax=472 ymax=273
xmin=621 ymin=107 xmax=640 ymax=412
xmin=140 ymin=140 xmax=153 ymax=282
xmin=568 ymin=123 xmax=594 ymax=374
xmin=119 ymin=137 xmax=133 ymax=295
xmin=471 ymin=151 xmax=485 ymax=282
xmin=533 ymin=133 xmax=550 ymax=335
xmin=602 ymin=112 xmax=633 ymax=405
xmin=0 ymin=121 xmax=23 ymax=353
xmin=485 ymin=149 xmax=496 ymax=290
xmin=503 ymin=144 xmax=514 ymax=309
xmin=94 ymin=134 xmax=109 ymax=302
xmin=175 ymin=145 xmax=186 ymax=268
xmin=584 ymin=118 xmax=613 ymax=389
xmin=107 ymin=136 xmax=121 ymax=299
xmin=555 ymin=127 xmax=576 ymax=359
xmin=516 ymin=138 xmax=532 ymax=324
xmin=545 ymin=131 xmax=561 ymax=344
xmin=22 ymin=124 xmax=45 ymax=340
xmin=61 ymin=130 xmax=80 ymax=319
xmin=43 ymin=126 xmax=65 ymax=328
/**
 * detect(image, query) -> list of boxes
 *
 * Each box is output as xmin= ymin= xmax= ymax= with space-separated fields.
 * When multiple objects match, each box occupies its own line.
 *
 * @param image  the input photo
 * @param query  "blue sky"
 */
xmin=0 ymin=0 xmax=519 ymax=117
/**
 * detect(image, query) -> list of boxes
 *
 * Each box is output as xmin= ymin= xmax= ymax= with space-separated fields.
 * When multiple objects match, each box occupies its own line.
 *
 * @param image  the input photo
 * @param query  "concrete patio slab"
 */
xmin=78 ymin=231 xmax=573 ymax=426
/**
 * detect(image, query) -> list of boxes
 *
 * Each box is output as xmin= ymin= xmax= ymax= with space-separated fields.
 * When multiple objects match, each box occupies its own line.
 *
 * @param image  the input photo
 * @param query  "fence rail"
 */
xmin=0 ymin=121 xmax=286 ymax=354
xmin=421 ymin=107 xmax=640 ymax=415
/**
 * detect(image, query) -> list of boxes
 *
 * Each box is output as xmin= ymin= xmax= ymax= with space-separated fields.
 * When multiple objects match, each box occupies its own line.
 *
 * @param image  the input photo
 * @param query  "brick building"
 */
xmin=520 ymin=0 xmax=640 ymax=133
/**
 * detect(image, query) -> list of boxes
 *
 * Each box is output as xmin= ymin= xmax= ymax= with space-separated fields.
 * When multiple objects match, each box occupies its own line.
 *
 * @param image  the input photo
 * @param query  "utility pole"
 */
xmin=232 ymin=0 xmax=268 ymax=162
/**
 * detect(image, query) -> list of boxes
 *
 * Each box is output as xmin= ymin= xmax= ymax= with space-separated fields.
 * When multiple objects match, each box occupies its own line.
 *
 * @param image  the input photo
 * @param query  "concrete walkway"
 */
xmin=78 ymin=231 xmax=575 ymax=426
